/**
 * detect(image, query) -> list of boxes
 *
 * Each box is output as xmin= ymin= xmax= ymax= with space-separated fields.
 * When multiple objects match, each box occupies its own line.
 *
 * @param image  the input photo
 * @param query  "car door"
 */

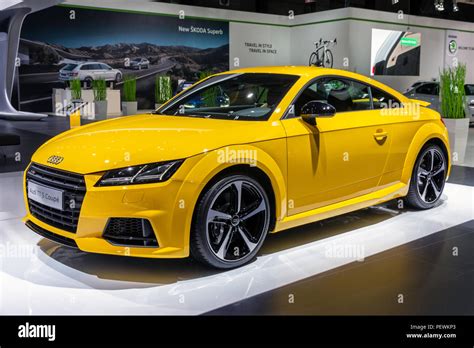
xmin=88 ymin=63 xmax=101 ymax=79
xmin=282 ymin=76 xmax=392 ymax=216
xmin=371 ymin=86 xmax=421 ymax=187
xmin=99 ymin=64 xmax=113 ymax=80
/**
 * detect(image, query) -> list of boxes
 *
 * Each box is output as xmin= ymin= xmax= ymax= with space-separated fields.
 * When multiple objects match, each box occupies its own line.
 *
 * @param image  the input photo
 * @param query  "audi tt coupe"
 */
xmin=23 ymin=66 xmax=450 ymax=269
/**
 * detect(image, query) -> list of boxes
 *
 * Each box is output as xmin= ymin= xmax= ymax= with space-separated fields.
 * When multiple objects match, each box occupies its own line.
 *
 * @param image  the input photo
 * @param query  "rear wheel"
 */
xmin=405 ymin=144 xmax=447 ymax=209
xmin=191 ymin=175 xmax=271 ymax=269
xmin=309 ymin=52 xmax=318 ymax=66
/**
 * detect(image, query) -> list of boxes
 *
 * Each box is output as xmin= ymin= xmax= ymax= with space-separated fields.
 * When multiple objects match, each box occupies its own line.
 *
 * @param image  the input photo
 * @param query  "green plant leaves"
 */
xmin=92 ymin=78 xmax=107 ymax=101
xmin=155 ymin=75 xmax=172 ymax=104
xmin=123 ymin=75 xmax=137 ymax=102
xmin=440 ymin=64 xmax=466 ymax=119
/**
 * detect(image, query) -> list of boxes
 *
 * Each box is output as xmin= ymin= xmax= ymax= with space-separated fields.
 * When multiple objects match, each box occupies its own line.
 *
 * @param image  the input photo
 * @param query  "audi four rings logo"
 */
xmin=47 ymin=155 xmax=64 ymax=165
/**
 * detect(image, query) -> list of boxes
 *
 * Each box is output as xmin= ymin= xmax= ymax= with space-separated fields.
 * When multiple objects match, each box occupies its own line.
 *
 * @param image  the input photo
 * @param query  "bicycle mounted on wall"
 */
xmin=309 ymin=38 xmax=337 ymax=68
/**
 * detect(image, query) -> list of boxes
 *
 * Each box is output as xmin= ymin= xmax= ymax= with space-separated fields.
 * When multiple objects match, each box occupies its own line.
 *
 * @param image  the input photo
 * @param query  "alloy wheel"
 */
xmin=205 ymin=179 xmax=269 ymax=262
xmin=416 ymin=148 xmax=446 ymax=203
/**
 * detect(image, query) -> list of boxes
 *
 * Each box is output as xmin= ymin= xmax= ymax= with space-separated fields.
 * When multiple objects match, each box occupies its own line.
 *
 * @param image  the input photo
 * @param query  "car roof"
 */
xmin=79 ymin=62 xmax=106 ymax=65
xmin=215 ymin=66 xmax=406 ymax=100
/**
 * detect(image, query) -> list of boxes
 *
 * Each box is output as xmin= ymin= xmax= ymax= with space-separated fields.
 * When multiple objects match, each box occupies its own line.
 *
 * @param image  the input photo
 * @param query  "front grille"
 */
xmin=103 ymin=218 xmax=159 ymax=247
xmin=26 ymin=163 xmax=86 ymax=233
xmin=25 ymin=220 xmax=78 ymax=248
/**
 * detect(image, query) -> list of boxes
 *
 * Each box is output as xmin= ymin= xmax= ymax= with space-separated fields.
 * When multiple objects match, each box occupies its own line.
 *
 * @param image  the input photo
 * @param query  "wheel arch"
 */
xmin=401 ymin=122 xmax=451 ymax=184
xmin=191 ymin=164 xmax=278 ymax=233
xmin=172 ymin=145 xmax=287 ymax=255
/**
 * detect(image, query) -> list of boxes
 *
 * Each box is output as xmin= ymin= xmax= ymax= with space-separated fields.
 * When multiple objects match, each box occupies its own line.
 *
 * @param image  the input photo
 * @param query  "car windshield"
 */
xmin=132 ymin=58 xmax=141 ymax=62
xmin=62 ymin=64 xmax=77 ymax=71
xmin=465 ymin=85 xmax=474 ymax=96
xmin=156 ymin=73 xmax=299 ymax=121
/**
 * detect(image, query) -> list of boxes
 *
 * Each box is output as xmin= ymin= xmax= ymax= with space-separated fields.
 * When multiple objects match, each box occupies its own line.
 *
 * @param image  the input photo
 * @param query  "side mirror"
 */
xmin=301 ymin=101 xmax=336 ymax=126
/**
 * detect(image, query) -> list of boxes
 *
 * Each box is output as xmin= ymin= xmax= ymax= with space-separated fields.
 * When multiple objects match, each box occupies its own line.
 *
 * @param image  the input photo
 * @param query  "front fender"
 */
xmin=169 ymin=142 xmax=287 ymax=254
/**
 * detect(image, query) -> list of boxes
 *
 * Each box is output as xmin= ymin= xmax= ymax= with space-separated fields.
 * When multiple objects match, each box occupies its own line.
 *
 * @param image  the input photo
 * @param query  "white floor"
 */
xmin=0 ymin=171 xmax=473 ymax=315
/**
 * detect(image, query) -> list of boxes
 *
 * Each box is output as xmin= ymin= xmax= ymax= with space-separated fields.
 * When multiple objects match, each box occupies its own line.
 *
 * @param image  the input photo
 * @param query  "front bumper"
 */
xmin=23 ymin=161 xmax=198 ymax=259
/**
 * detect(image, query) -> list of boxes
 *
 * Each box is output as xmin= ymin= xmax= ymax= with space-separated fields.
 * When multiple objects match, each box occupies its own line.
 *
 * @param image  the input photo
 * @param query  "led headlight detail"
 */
xmin=96 ymin=160 xmax=183 ymax=186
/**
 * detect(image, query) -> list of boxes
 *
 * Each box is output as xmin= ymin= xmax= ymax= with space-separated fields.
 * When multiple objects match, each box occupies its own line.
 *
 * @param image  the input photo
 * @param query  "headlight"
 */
xmin=96 ymin=160 xmax=183 ymax=187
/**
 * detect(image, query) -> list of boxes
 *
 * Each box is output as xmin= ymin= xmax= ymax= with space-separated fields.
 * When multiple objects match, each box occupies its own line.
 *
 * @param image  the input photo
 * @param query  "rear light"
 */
xmin=371 ymin=66 xmax=375 ymax=75
xmin=440 ymin=117 xmax=446 ymax=127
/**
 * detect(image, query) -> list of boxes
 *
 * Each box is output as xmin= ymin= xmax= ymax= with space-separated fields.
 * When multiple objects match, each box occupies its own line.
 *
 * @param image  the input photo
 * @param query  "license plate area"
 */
xmin=27 ymin=180 xmax=64 ymax=211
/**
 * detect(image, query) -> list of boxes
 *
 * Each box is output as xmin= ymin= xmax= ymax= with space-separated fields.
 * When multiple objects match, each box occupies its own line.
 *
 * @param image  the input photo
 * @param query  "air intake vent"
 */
xmin=103 ymin=218 xmax=159 ymax=247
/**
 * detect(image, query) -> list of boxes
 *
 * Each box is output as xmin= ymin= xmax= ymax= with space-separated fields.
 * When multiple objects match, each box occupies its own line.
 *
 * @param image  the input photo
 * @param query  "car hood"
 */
xmin=32 ymin=114 xmax=284 ymax=174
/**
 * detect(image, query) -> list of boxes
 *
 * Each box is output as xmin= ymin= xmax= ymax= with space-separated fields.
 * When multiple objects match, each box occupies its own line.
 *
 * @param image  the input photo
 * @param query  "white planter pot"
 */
xmin=94 ymin=100 xmax=108 ymax=120
xmin=53 ymin=88 xmax=122 ymax=117
xmin=121 ymin=101 xmax=138 ymax=116
xmin=443 ymin=117 xmax=469 ymax=165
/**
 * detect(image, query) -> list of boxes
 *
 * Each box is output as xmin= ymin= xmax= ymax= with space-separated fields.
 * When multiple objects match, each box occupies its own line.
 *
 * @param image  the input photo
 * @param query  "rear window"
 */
xmin=62 ymin=64 xmax=77 ymax=71
xmin=465 ymin=85 xmax=474 ymax=96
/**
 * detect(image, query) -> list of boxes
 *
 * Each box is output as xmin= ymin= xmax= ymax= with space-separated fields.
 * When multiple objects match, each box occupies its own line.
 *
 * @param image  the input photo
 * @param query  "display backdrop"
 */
xmin=445 ymin=29 xmax=474 ymax=82
xmin=18 ymin=5 xmax=229 ymax=110
xmin=370 ymin=28 xmax=421 ymax=76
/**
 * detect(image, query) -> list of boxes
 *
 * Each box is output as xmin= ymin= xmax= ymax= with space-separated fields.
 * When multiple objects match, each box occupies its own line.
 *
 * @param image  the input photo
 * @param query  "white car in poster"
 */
xmin=404 ymin=81 xmax=474 ymax=124
xmin=59 ymin=62 xmax=123 ymax=84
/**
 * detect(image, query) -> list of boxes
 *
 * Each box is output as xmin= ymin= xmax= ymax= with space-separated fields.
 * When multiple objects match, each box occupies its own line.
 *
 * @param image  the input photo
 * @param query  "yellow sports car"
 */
xmin=23 ymin=66 xmax=450 ymax=269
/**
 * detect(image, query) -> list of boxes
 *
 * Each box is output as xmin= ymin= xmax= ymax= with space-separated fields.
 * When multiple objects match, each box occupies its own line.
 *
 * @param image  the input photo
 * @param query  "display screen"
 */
xmin=371 ymin=28 xmax=421 ymax=76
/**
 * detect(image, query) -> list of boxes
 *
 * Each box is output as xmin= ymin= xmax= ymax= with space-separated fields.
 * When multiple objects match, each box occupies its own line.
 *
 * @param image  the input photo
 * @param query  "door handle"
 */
xmin=373 ymin=131 xmax=388 ymax=141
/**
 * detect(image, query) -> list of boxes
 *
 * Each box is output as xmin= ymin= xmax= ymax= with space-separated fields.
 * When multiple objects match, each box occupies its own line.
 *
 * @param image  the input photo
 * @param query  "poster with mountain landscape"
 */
xmin=18 ymin=5 xmax=229 ymax=111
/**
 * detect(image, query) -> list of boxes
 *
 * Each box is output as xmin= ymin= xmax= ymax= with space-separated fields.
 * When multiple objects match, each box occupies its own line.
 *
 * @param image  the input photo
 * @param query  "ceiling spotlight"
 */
xmin=434 ymin=0 xmax=445 ymax=11
xmin=453 ymin=0 xmax=459 ymax=12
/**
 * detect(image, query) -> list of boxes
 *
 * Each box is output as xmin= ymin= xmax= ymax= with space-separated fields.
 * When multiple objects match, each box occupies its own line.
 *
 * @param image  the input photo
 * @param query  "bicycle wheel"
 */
xmin=309 ymin=52 xmax=318 ymax=66
xmin=325 ymin=49 xmax=334 ymax=68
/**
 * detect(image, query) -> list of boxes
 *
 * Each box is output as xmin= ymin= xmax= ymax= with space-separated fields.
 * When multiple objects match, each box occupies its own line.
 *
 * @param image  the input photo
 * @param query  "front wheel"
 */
xmin=191 ymin=175 xmax=271 ymax=269
xmin=405 ymin=144 xmax=447 ymax=209
xmin=324 ymin=49 xmax=334 ymax=68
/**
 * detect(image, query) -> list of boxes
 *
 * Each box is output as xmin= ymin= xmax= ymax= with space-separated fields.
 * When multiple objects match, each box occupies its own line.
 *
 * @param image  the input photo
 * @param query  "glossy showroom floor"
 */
xmin=0 ymin=164 xmax=472 ymax=315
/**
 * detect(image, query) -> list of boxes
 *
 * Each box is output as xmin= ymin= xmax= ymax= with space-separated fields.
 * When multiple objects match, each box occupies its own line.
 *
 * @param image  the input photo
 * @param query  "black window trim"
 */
xmin=415 ymin=82 xmax=439 ymax=96
xmin=282 ymin=74 xmax=403 ymax=120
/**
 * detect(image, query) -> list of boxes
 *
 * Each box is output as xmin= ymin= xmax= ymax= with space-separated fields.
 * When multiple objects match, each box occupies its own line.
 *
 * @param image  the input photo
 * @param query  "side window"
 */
xmin=100 ymin=64 xmax=111 ymax=70
xmin=416 ymin=83 xmax=437 ymax=95
xmin=371 ymin=88 xmax=401 ymax=109
xmin=80 ymin=64 xmax=91 ymax=71
xmin=292 ymin=77 xmax=371 ymax=116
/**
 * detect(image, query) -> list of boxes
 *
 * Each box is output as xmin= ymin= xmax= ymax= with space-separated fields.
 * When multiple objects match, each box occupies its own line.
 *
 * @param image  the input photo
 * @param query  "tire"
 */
xmin=191 ymin=175 xmax=271 ymax=269
xmin=405 ymin=144 xmax=447 ymax=209
xmin=309 ymin=52 xmax=318 ymax=66
xmin=115 ymin=73 xmax=122 ymax=83
xmin=324 ymin=49 xmax=334 ymax=68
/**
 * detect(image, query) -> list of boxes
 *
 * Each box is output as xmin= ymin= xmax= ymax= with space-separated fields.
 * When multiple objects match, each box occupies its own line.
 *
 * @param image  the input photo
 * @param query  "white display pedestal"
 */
xmin=52 ymin=88 xmax=121 ymax=119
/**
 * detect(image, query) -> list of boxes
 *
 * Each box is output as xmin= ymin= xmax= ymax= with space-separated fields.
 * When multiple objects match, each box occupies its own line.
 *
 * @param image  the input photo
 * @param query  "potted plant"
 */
xmin=155 ymin=75 xmax=172 ymax=110
xmin=92 ymin=78 xmax=107 ymax=120
xmin=70 ymin=78 xmax=82 ymax=103
xmin=122 ymin=75 xmax=137 ymax=116
xmin=440 ymin=64 xmax=469 ymax=164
